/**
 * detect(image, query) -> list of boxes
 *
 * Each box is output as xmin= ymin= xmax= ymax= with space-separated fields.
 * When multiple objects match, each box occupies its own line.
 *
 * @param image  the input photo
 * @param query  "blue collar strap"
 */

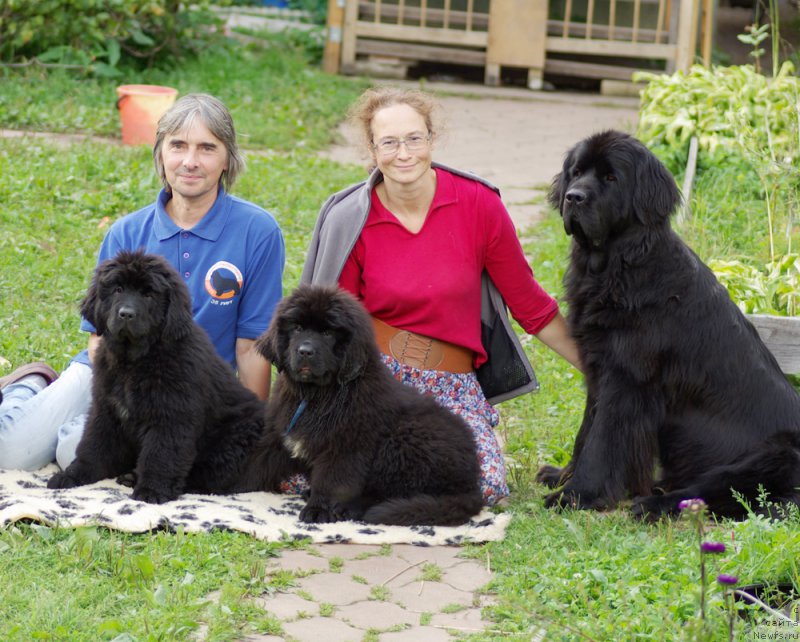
xmin=285 ymin=399 xmax=308 ymax=435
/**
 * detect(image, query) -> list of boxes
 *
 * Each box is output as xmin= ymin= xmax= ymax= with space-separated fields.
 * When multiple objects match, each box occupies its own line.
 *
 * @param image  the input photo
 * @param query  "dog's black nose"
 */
xmin=297 ymin=342 xmax=315 ymax=358
xmin=565 ymin=188 xmax=586 ymax=204
xmin=118 ymin=306 xmax=136 ymax=321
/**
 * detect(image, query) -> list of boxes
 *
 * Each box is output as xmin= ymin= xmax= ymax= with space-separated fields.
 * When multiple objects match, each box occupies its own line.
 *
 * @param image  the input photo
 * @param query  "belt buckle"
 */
xmin=389 ymin=331 xmax=444 ymax=370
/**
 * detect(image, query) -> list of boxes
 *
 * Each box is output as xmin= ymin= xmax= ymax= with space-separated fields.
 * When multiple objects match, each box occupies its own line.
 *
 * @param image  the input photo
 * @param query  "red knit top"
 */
xmin=339 ymin=168 xmax=559 ymax=366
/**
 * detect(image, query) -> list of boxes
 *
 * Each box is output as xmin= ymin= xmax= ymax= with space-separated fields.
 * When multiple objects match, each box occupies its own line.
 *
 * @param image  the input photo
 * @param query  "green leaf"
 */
xmin=130 ymin=29 xmax=155 ymax=46
xmin=91 ymin=61 xmax=122 ymax=78
xmin=106 ymin=38 xmax=120 ymax=67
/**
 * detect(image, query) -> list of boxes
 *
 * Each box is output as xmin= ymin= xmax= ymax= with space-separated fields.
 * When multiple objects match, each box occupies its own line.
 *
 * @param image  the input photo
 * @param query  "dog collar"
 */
xmin=285 ymin=399 xmax=308 ymax=435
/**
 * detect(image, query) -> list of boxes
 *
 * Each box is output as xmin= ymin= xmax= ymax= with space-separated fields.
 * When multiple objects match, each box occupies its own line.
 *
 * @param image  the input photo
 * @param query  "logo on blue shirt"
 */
xmin=205 ymin=261 xmax=243 ymax=301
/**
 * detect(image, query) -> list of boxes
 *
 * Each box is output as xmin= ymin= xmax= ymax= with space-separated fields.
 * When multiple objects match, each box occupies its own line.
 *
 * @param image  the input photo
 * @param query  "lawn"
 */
xmin=1 ymin=32 xmax=799 ymax=642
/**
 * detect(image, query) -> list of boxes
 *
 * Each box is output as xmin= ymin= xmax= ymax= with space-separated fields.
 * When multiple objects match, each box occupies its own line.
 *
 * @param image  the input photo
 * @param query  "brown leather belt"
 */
xmin=371 ymin=317 xmax=474 ymax=373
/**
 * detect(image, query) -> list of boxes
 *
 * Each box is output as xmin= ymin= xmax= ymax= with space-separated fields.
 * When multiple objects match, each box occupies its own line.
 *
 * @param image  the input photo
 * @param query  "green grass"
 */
xmin=2 ymin=33 xmax=799 ymax=642
xmin=0 ymin=524 xmax=300 ymax=640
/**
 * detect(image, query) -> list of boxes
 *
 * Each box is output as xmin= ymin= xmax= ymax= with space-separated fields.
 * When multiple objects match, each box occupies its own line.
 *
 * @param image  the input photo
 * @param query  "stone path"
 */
xmin=230 ymin=544 xmax=497 ymax=641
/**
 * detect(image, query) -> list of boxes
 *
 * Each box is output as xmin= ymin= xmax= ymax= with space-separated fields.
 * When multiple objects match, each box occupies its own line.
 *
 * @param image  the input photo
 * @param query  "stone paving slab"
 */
xmin=282 ymin=616 xmax=363 ymax=642
xmin=294 ymin=571 xmax=374 ymax=605
xmin=336 ymin=600 xmax=420 ymax=629
xmin=254 ymin=593 xmax=319 ymax=620
xmin=440 ymin=561 xmax=495 ymax=592
xmin=430 ymin=606 xmax=490 ymax=631
xmin=341 ymin=556 xmax=422 ymax=587
xmin=390 ymin=543 xmax=469 ymax=568
xmin=387 ymin=578 xmax=476 ymax=613
xmin=378 ymin=625 xmax=453 ymax=641
xmin=267 ymin=549 xmax=331 ymax=573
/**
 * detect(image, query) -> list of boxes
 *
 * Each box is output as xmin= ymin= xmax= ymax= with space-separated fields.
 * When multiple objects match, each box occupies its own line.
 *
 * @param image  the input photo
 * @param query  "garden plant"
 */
xmin=1 ymin=1 xmax=799 ymax=639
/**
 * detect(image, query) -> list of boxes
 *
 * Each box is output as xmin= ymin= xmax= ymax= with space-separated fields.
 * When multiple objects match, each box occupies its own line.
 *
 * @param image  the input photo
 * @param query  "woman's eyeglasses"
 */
xmin=372 ymin=133 xmax=431 ymax=156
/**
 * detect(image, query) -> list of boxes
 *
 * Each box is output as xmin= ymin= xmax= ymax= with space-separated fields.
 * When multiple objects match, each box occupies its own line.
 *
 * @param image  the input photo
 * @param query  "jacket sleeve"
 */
xmin=299 ymin=192 xmax=336 ymax=285
xmin=300 ymin=180 xmax=372 ymax=286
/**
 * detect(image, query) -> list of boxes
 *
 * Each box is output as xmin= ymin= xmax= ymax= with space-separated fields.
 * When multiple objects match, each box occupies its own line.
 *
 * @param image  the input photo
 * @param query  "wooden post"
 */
xmin=700 ymin=0 xmax=714 ymax=66
xmin=340 ymin=0 xmax=359 ymax=74
xmin=677 ymin=135 xmax=698 ymax=225
xmin=486 ymin=0 xmax=548 ymax=89
xmin=674 ymin=0 xmax=700 ymax=72
xmin=323 ymin=0 xmax=346 ymax=74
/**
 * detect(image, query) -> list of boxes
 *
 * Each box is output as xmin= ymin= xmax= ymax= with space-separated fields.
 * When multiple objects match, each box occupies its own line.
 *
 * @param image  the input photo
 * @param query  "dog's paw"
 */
xmin=337 ymin=504 xmax=366 ymax=522
xmin=116 ymin=472 xmax=137 ymax=488
xmin=543 ymin=487 xmax=607 ymax=511
xmin=536 ymin=465 xmax=566 ymax=488
xmin=630 ymin=494 xmax=677 ymax=521
xmin=132 ymin=485 xmax=176 ymax=504
xmin=47 ymin=472 xmax=80 ymax=490
xmin=299 ymin=503 xmax=337 ymax=523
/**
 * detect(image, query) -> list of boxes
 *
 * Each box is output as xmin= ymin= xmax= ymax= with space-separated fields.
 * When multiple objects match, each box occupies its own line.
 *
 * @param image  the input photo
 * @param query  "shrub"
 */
xmin=636 ymin=62 xmax=800 ymax=304
xmin=0 ymin=0 xmax=227 ymax=75
xmin=635 ymin=62 xmax=800 ymax=177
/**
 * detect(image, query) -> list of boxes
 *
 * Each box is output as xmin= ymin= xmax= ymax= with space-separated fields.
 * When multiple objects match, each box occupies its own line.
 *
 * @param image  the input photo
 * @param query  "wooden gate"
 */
xmin=325 ymin=0 xmax=711 ymax=88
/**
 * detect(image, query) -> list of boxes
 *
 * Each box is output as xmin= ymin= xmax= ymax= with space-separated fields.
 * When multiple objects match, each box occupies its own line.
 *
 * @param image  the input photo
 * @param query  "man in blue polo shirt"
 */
xmin=0 ymin=93 xmax=284 ymax=471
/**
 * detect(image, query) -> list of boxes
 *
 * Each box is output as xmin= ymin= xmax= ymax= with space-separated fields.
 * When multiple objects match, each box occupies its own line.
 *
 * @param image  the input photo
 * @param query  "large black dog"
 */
xmin=537 ymin=130 xmax=800 ymax=519
xmin=48 ymin=250 xmax=264 ymax=504
xmin=238 ymin=284 xmax=484 ymax=526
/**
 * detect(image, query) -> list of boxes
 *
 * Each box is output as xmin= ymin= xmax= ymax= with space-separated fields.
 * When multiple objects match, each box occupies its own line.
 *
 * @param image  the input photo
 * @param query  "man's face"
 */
xmin=161 ymin=119 xmax=228 ymax=202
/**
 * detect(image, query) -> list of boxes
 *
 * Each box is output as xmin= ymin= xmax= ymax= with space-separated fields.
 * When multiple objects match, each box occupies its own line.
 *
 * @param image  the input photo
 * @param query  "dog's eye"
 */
xmin=291 ymin=324 xmax=303 ymax=334
xmin=573 ymin=169 xmax=582 ymax=177
xmin=606 ymin=173 xmax=617 ymax=182
xmin=322 ymin=329 xmax=333 ymax=337
xmin=114 ymin=286 xmax=123 ymax=294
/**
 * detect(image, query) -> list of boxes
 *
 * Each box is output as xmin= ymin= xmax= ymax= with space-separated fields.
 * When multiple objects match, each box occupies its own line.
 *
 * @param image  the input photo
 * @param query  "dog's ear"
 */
xmin=338 ymin=338 xmax=369 ymax=384
xmin=255 ymin=325 xmax=280 ymax=370
xmin=159 ymin=261 xmax=194 ymax=343
xmin=255 ymin=309 xmax=286 ymax=371
xmin=80 ymin=266 xmax=105 ymax=335
xmin=548 ymin=150 xmax=573 ymax=214
xmin=336 ymin=296 xmax=373 ymax=384
xmin=632 ymin=142 xmax=682 ymax=226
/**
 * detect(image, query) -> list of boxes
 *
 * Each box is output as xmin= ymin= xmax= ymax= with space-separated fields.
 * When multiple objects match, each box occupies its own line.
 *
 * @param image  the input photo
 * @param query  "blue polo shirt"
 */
xmin=73 ymin=188 xmax=285 ymax=369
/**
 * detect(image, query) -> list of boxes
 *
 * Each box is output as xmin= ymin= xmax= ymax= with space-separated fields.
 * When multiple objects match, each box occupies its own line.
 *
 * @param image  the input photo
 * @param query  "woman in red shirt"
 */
xmin=302 ymin=87 xmax=581 ymax=505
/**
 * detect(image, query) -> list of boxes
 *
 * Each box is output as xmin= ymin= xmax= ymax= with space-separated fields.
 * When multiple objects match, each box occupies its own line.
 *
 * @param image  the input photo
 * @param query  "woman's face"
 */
xmin=369 ymin=103 xmax=433 ymax=188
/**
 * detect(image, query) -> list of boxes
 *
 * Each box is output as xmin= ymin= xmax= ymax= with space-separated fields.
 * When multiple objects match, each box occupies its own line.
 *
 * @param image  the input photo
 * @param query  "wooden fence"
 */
xmin=324 ymin=0 xmax=713 ymax=88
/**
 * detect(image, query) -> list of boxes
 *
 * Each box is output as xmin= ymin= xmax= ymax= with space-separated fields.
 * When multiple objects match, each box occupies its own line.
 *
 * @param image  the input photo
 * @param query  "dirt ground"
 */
xmin=320 ymin=80 xmax=640 ymax=229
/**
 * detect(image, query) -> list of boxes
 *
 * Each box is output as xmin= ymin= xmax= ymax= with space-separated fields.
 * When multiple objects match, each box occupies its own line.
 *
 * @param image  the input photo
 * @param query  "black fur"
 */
xmin=537 ymin=130 xmax=800 ymax=519
xmin=47 ymin=250 xmax=265 ymax=504
xmin=239 ymin=284 xmax=484 ymax=526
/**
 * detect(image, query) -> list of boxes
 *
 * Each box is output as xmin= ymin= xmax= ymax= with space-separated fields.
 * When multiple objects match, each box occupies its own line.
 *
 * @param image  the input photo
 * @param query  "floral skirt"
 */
xmin=279 ymin=354 xmax=508 ymax=506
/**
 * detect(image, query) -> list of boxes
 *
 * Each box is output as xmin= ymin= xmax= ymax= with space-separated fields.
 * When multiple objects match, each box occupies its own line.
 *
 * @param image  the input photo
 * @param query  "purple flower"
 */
xmin=678 ymin=498 xmax=707 ymax=513
xmin=701 ymin=541 xmax=726 ymax=554
xmin=717 ymin=574 xmax=739 ymax=585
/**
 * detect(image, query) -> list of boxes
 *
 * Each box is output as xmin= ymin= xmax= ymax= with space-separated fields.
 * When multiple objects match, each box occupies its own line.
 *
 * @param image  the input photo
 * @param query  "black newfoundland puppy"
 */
xmin=238 ymin=284 xmax=484 ymax=526
xmin=48 ymin=250 xmax=264 ymax=504
xmin=537 ymin=130 xmax=800 ymax=519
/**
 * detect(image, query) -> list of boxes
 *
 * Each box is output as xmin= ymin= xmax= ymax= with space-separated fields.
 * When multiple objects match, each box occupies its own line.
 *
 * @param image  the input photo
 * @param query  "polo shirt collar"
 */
xmin=153 ymin=187 xmax=230 ymax=241
xmin=430 ymin=166 xmax=458 ymax=209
